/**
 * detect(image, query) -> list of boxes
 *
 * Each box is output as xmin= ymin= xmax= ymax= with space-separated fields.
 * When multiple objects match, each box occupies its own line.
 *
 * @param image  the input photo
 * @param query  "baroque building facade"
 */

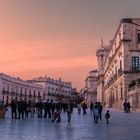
xmin=0 ymin=73 xmax=74 ymax=104
xmin=0 ymin=73 xmax=43 ymax=104
xmin=96 ymin=18 xmax=140 ymax=109
xmin=29 ymin=77 xmax=73 ymax=102
xmin=96 ymin=45 xmax=110 ymax=104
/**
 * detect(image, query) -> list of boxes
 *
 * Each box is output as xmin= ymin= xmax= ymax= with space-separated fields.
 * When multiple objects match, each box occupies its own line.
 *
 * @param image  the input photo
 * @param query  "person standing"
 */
xmin=70 ymin=103 xmax=74 ymax=113
xmin=37 ymin=99 xmax=43 ymax=118
xmin=123 ymin=100 xmax=128 ymax=113
xmin=11 ymin=99 xmax=17 ymax=119
xmin=44 ymin=99 xmax=51 ymax=119
xmin=17 ymin=99 xmax=24 ymax=119
xmin=90 ymin=102 xmax=93 ymax=115
xmin=23 ymin=99 xmax=28 ymax=118
xmin=30 ymin=100 xmax=35 ymax=118
xmin=98 ymin=102 xmax=103 ymax=120
xmin=67 ymin=109 xmax=72 ymax=122
xmin=77 ymin=104 xmax=81 ymax=114
xmin=51 ymin=100 xmax=55 ymax=115
xmin=127 ymin=101 xmax=131 ymax=113
xmin=82 ymin=102 xmax=87 ymax=114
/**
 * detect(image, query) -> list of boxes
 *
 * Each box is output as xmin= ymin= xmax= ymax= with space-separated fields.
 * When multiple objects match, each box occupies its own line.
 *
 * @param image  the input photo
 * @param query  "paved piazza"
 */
xmin=0 ymin=108 xmax=140 ymax=140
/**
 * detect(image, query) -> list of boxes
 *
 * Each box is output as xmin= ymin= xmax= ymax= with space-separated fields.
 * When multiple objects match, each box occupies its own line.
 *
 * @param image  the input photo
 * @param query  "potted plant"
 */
xmin=0 ymin=100 xmax=7 ymax=118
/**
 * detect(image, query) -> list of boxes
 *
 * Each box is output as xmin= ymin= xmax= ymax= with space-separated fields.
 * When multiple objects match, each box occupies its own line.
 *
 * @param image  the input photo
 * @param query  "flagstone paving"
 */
xmin=0 ymin=108 xmax=140 ymax=140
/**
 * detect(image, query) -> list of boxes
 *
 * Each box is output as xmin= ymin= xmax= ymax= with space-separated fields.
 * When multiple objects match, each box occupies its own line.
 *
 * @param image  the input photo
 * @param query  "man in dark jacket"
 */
xmin=17 ymin=99 xmax=24 ymax=119
xmin=11 ymin=99 xmax=17 ymax=119
xmin=98 ymin=102 xmax=103 ymax=120
xmin=44 ymin=99 xmax=51 ymax=118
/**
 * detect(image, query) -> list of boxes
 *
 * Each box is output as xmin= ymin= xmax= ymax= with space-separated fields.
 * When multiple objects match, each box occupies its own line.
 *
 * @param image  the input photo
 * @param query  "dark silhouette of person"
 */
xmin=11 ymin=99 xmax=17 ymax=119
xmin=105 ymin=110 xmax=111 ymax=124
xmin=37 ymin=99 xmax=43 ymax=118
xmin=123 ymin=100 xmax=128 ymax=113
xmin=93 ymin=105 xmax=99 ymax=124
xmin=17 ymin=99 xmax=24 ymax=119
xmin=90 ymin=102 xmax=93 ymax=115
xmin=82 ymin=102 xmax=87 ymax=114
xmin=44 ymin=99 xmax=51 ymax=118
xmin=23 ymin=99 xmax=28 ymax=118
xmin=98 ymin=102 xmax=103 ymax=120
xmin=127 ymin=101 xmax=131 ymax=113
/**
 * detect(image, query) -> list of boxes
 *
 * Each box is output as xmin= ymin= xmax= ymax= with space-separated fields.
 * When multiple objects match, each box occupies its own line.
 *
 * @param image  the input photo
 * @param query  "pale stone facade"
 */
xmin=96 ymin=18 xmax=140 ymax=109
xmin=0 ymin=73 xmax=74 ymax=104
xmin=29 ymin=77 xmax=73 ymax=102
xmin=128 ymin=83 xmax=140 ymax=111
xmin=96 ymin=46 xmax=110 ymax=104
xmin=0 ymin=73 xmax=43 ymax=104
xmin=84 ymin=70 xmax=98 ymax=106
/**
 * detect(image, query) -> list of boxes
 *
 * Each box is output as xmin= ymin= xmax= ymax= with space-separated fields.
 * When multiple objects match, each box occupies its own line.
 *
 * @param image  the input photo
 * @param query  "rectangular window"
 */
xmin=116 ymin=87 xmax=118 ymax=101
xmin=138 ymin=32 xmax=140 ymax=43
xmin=115 ymin=67 xmax=117 ymax=74
xmin=132 ymin=56 xmax=139 ymax=71
xmin=120 ymin=60 xmax=122 ymax=70
xmin=120 ymin=86 xmax=123 ymax=99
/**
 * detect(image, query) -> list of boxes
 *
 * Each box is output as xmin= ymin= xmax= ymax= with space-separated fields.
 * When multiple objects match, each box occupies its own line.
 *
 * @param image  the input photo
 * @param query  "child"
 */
xmin=105 ymin=110 xmax=111 ymax=124
xmin=56 ymin=110 xmax=61 ymax=122
xmin=51 ymin=110 xmax=58 ymax=122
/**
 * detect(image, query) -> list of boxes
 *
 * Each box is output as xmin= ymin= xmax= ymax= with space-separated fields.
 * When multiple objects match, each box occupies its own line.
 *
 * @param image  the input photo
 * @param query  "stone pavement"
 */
xmin=0 ymin=108 xmax=140 ymax=140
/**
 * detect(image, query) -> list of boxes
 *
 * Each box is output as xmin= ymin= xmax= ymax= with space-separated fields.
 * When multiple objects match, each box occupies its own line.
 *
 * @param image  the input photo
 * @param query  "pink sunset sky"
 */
xmin=0 ymin=0 xmax=140 ymax=90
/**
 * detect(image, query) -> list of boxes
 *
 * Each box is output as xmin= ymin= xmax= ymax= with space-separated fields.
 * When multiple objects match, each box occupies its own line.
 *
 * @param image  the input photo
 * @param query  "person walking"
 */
xmin=105 ymin=110 xmax=111 ymax=124
xmin=93 ymin=105 xmax=99 ymax=124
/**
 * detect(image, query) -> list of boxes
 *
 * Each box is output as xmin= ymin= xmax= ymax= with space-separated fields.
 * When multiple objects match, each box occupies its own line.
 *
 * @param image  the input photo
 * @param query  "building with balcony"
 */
xmin=84 ymin=70 xmax=98 ymax=106
xmin=96 ymin=18 xmax=140 ymax=109
xmin=0 ymin=73 xmax=43 ymax=104
xmin=29 ymin=77 xmax=73 ymax=102
xmin=0 ymin=73 xmax=75 ymax=104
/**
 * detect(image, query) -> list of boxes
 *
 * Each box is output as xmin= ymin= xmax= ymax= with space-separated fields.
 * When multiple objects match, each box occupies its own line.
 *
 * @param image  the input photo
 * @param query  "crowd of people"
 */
xmin=10 ymin=99 xmax=133 ymax=125
xmin=77 ymin=101 xmax=111 ymax=124
xmin=10 ymin=98 xmax=74 ymax=122
xmin=10 ymin=99 xmax=111 ymax=124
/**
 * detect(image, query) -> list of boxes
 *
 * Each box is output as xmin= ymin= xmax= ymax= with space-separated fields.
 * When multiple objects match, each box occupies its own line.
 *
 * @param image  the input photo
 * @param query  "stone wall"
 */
xmin=128 ymin=84 xmax=140 ymax=112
